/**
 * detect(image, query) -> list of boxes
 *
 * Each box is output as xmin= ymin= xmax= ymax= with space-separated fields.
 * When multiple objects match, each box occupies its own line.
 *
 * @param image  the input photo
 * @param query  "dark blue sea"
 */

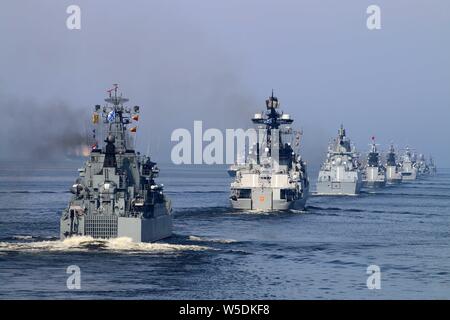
xmin=0 ymin=160 xmax=449 ymax=299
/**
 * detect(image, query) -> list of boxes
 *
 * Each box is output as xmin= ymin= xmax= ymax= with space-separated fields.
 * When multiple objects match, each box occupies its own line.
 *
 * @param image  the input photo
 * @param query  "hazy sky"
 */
xmin=0 ymin=0 xmax=449 ymax=166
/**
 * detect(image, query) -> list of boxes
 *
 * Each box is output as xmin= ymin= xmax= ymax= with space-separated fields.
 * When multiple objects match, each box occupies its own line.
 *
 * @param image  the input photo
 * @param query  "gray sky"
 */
xmin=0 ymin=0 xmax=449 ymax=166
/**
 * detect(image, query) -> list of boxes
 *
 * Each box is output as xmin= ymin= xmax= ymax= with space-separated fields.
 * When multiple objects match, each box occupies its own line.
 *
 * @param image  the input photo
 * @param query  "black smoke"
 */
xmin=0 ymin=95 xmax=89 ymax=160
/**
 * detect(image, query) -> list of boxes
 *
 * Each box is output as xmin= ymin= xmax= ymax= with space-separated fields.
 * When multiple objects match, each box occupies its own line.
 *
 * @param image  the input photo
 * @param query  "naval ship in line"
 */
xmin=385 ymin=144 xmax=402 ymax=184
xmin=429 ymin=156 xmax=437 ymax=175
xmin=316 ymin=129 xmax=436 ymax=196
xmin=316 ymin=125 xmax=362 ymax=195
xmin=399 ymin=147 xmax=418 ymax=181
xmin=416 ymin=154 xmax=430 ymax=176
xmin=60 ymin=85 xmax=172 ymax=242
xmin=58 ymin=86 xmax=438 ymax=236
xmin=229 ymin=93 xmax=309 ymax=211
xmin=361 ymin=138 xmax=386 ymax=188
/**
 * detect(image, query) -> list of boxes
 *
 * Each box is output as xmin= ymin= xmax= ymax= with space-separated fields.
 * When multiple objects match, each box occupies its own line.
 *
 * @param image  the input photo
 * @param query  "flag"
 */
xmin=129 ymin=126 xmax=137 ymax=133
xmin=132 ymin=115 xmax=139 ymax=121
xmin=92 ymin=113 xmax=99 ymax=124
xmin=107 ymin=110 xmax=116 ymax=122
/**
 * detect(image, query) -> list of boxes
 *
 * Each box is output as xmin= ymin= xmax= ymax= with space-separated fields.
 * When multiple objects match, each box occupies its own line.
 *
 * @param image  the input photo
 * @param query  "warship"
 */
xmin=428 ymin=156 xmax=437 ymax=175
xmin=362 ymin=137 xmax=386 ymax=188
xmin=229 ymin=93 xmax=309 ymax=211
xmin=399 ymin=147 xmax=417 ymax=181
xmin=60 ymin=85 xmax=172 ymax=242
xmin=416 ymin=154 xmax=430 ymax=176
xmin=385 ymin=144 xmax=402 ymax=184
xmin=316 ymin=125 xmax=362 ymax=195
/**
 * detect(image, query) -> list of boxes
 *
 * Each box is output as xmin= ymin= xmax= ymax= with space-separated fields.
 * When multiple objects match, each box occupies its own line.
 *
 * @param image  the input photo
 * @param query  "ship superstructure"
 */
xmin=316 ymin=125 xmax=362 ymax=195
xmin=60 ymin=85 xmax=172 ymax=242
xmin=229 ymin=93 xmax=309 ymax=211
xmin=362 ymin=138 xmax=386 ymax=188
xmin=385 ymin=144 xmax=402 ymax=184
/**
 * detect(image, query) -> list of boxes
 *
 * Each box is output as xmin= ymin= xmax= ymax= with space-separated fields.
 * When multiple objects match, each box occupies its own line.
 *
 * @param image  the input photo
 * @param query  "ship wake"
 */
xmin=188 ymin=235 xmax=236 ymax=244
xmin=0 ymin=236 xmax=210 ymax=254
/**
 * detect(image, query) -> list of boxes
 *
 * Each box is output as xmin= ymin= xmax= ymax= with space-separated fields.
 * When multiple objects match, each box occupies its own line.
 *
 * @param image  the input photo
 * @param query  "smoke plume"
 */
xmin=0 ymin=95 xmax=89 ymax=160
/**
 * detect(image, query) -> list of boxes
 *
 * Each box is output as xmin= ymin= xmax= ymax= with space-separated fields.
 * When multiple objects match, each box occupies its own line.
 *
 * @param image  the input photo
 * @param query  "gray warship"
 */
xmin=428 ymin=156 xmax=437 ymax=175
xmin=385 ymin=144 xmax=402 ymax=184
xmin=416 ymin=154 xmax=430 ymax=176
xmin=229 ymin=93 xmax=309 ymax=211
xmin=399 ymin=147 xmax=417 ymax=181
xmin=362 ymin=138 xmax=386 ymax=188
xmin=316 ymin=125 xmax=362 ymax=195
xmin=60 ymin=85 xmax=172 ymax=242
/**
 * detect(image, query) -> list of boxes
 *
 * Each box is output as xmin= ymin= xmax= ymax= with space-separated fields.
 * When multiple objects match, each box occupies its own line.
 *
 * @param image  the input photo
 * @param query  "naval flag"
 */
xmin=92 ymin=113 xmax=99 ymax=124
xmin=107 ymin=110 xmax=116 ymax=123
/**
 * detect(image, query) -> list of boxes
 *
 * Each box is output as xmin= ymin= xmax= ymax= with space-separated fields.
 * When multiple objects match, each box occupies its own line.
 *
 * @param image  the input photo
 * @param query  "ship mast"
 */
xmin=251 ymin=91 xmax=293 ymax=155
xmin=98 ymin=84 xmax=139 ymax=153
xmin=367 ymin=136 xmax=380 ymax=167
xmin=386 ymin=143 xmax=396 ymax=166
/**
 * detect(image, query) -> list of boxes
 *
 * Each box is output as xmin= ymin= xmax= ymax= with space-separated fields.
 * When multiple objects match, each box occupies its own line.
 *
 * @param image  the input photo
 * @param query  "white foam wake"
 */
xmin=12 ymin=235 xmax=33 ymax=240
xmin=188 ymin=235 xmax=236 ymax=244
xmin=0 ymin=236 xmax=209 ymax=253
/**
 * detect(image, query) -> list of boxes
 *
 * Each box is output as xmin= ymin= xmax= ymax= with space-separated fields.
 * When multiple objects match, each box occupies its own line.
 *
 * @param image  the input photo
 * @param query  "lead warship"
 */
xmin=385 ymin=144 xmax=402 ymax=184
xmin=316 ymin=125 xmax=362 ymax=195
xmin=399 ymin=147 xmax=417 ymax=181
xmin=362 ymin=138 xmax=386 ymax=188
xmin=60 ymin=85 xmax=172 ymax=242
xmin=229 ymin=93 xmax=309 ymax=211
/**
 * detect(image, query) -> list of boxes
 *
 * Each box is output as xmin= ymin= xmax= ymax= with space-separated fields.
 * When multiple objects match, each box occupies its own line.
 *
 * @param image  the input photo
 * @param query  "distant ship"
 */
xmin=385 ymin=144 xmax=402 ymax=184
xmin=229 ymin=93 xmax=309 ymax=211
xmin=416 ymin=154 xmax=430 ymax=176
xmin=428 ymin=156 xmax=437 ymax=175
xmin=399 ymin=147 xmax=417 ymax=181
xmin=60 ymin=85 xmax=172 ymax=242
xmin=362 ymin=137 xmax=386 ymax=188
xmin=316 ymin=125 xmax=362 ymax=195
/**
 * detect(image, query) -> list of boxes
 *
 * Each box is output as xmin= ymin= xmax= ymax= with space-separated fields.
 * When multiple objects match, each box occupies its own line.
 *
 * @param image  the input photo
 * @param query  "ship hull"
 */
xmin=362 ymin=180 xmax=386 ymax=188
xmin=401 ymin=163 xmax=417 ymax=180
xmin=386 ymin=178 xmax=402 ymax=185
xmin=363 ymin=166 xmax=386 ymax=189
xmin=401 ymin=172 xmax=417 ymax=181
xmin=230 ymin=197 xmax=307 ymax=211
xmin=230 ymin=187 xmax=308 ymax=211
xmin=60 ymin=205 xmax=172 ymax=243
xmin=118 ymin=214 xmax=172 ymax=243
xmin=316 ymin=180 xmax=362 ymax=196
xmin=386 ymin=166 xmax=402 ymax=184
